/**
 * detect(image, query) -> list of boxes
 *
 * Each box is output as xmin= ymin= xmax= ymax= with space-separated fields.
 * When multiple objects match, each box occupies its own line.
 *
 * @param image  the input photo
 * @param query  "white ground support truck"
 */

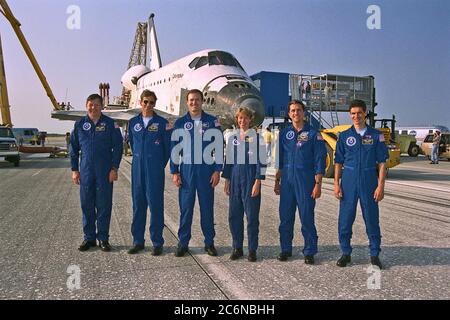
xmin=0 ymin=126 xmax=20 ymax=166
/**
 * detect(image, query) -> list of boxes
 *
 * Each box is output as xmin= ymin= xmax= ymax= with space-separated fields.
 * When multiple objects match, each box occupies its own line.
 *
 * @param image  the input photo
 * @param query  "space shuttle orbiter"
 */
xmin=52 ymin=14 xmax=265 ymax=129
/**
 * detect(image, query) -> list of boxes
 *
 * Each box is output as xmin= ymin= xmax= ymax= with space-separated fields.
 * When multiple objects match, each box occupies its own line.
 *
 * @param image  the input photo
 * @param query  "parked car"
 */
xmin=421 ymin=133 xmax=450 ymax=161
xmin=0 ymin=126 xmax=20 ymax=166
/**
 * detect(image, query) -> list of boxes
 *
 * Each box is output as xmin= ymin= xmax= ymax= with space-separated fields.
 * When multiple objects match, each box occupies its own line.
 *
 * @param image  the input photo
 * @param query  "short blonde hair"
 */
xmin=234 ymin=106 xmax=254 ymax=123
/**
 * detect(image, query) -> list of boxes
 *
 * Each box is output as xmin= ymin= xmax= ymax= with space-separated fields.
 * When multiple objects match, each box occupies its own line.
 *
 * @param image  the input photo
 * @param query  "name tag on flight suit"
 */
xmin=362 ymin=135 xmax=373 ymax=145
xmin=96 ymin=123 xmax=106 ymax=131
xmin=199 ymin=122 xmax=209 ymax=134
xmin=148 ymin=123 xmax=159 ymax=132
xmin=299 ymin=132 xmax=309 ymax=142
xmin=297 ymin=132 xmax=309 ymax=147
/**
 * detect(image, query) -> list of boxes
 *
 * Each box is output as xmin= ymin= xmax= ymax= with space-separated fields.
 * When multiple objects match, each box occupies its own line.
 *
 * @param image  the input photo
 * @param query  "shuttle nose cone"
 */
xmin=239 ymin=97 xmax=265 ymax=127
xmin=211 ymin=79 xmax=265 ymax=129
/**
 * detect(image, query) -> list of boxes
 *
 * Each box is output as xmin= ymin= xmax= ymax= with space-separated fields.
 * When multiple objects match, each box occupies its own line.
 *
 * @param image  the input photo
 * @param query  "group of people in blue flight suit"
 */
xmin=70 ymin=90 xmax=387 ymax=269
xmin=273 ymin=99 xmax=387 ymax=268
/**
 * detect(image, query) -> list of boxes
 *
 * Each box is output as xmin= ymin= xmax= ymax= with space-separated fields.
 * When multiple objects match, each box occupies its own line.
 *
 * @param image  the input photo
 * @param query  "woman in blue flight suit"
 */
xmin=223 ymin=107 xmax=266 ymax=262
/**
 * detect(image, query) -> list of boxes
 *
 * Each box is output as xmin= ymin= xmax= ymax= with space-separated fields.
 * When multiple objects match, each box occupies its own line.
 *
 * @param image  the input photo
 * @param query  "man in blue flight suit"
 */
xmin=70 ymin=94 xmax=123 ymax=252
xmin=334 ymin=99 xmax=388 ymax=269
xmin=127 ymin=90 xmax=171 ymax=255
xmin=170 ymin=89 xmax=223 ymax=257
xmin=222 ymin=107 xmax=267 ymax=262
xmin=274 ymin=100 xmax=326 ymax=264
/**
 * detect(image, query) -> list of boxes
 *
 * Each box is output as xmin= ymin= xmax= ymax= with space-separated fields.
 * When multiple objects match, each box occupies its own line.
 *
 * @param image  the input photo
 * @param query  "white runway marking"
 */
xmin=397 ymin=164 xmax=450 ymax=173
xmin=32 ymin=169 xmax=43 ymax=177
xmin=386 ymin=180 xmax=450 ymax=193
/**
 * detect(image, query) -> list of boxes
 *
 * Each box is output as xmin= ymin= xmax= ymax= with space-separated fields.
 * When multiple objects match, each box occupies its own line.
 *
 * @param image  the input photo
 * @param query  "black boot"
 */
xmin=277 ymin=252 xmax=292 ymax=261
xmin=151 ymin=246 xmax=163 ymax=256
xmin=127 ymin=244 xmax=144 ymax=254
xmin=204 ymin=245 xmax=218 ymax=256
xmin=370 ymin=256 xmax=383 ymax=269
xmin=99 ymin=240 xmax=111 ymax=252
xmin=336 ymin=255 xmax=351 ymax=267
xmin=304 ymin=255 xmax=315 ymax=265
xmin=175 ymin=245 xmax=189 ymax=257
xmin=248 ymin=250 xmax=257 ymax=262
xmin=78 ymin=240 xmax=96 ymax=252
xmin=229 ymin=248 xmax=244 ymax=260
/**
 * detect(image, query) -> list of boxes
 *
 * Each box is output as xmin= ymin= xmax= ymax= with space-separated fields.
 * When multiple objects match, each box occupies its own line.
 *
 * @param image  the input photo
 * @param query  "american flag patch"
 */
xmin=379 ymin=134 xmax=385 ymax=142
xmin=317 ymin=133 xmax=324 ymax=141
xmin=114 ymin=122 xmax=120 ymax=129
xmin=214 ymin=119 xmax=221 ymax=127
xmin=166 ymin=123 xmax=173 ymax=130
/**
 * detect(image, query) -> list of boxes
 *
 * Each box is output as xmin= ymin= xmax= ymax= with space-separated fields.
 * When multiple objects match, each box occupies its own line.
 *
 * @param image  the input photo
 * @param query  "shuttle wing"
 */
xmin=51 ymin=108 xmax=177 ymax=124
xmin=51 ymin=109 xmax=138 ymax=124
xmin=51 ymin=110 xmax=89 ymax=121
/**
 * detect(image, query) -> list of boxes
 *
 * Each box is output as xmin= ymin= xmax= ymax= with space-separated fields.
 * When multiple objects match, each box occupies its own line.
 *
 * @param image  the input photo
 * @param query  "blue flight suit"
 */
xmin=128 ymin=113 xmax=171 ymax=248
xmin=278 ymin=123 xmax=326 ymax=256
xmin=170 ymin=111 xmax=223 ymax=248
xmin=222 ymin=131 xmax=266 ymax=252
xmin=70 ymin=114 xmax=123 ymax=242
xmin=334 ymin=126 xmax=389 ymax=257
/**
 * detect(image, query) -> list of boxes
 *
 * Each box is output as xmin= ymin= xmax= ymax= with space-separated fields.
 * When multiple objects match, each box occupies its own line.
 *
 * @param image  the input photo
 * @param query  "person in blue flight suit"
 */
xmin=274 ymin=100 xmax=326 ymax=264
xmin=334 ymin=99 xmax=388 ymax=269
xmin=70 ymin=93 xmax=123 ymax=252
xmin=222 ymin=107 xmax=267 ymax=262
xmin=127 ymin=90 xmax=171 ymax=255
xmin=170 ymin=89 xmax=223 ymax=257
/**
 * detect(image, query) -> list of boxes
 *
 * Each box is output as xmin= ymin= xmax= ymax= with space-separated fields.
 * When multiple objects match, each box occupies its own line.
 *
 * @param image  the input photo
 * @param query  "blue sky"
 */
xmin=1 ymin=0 xmax=449 ymax=133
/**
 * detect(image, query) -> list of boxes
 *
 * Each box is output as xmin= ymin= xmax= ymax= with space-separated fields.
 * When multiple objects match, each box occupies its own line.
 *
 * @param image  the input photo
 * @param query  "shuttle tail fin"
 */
xmin=148 ymin=13 xmax=162 ymax=71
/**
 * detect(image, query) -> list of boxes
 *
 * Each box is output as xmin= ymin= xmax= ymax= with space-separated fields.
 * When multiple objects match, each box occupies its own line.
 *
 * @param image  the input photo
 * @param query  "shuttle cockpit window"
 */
xmin=189 ymin=51 xmax=245 ymax=71
xmin=189 ymin=56 xmax=208 ymax=70
xmin=196 ymin=56 xmax=209 ymax=69
xmin=208 ymin=51 xmax=245 ymax=71
xmin=188 ymin=57 xmax=200 ymax=69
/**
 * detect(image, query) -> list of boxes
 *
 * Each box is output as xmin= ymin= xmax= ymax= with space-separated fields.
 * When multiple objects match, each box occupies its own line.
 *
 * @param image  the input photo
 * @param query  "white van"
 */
xmin=11 ymin=127 xmax=40 ymax=145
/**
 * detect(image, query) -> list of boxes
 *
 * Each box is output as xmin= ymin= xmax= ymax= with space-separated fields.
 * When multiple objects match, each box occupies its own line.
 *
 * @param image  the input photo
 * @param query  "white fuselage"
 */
xmin=53 ymin=49 xmax=265 ymax=128
xmin=123 ymin=49 xmax=262 ymax=125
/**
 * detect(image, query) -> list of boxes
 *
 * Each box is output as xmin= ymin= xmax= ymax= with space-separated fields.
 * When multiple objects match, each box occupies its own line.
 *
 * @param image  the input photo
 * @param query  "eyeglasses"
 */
xmin=143 ymin=100 xmax=156 ymax=105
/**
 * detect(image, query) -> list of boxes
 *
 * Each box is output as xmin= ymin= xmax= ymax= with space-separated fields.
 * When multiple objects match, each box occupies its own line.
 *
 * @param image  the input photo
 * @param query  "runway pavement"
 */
xmin=0 ymin=153 xmax=449 ymax=300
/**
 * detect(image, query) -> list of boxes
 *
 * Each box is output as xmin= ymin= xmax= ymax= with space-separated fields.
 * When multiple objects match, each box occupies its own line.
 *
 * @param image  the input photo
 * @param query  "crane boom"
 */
xmin=0 ymin=0 xmax=60 ymax=112
xmin=0 ymin=32 xmax=12 ymax=126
